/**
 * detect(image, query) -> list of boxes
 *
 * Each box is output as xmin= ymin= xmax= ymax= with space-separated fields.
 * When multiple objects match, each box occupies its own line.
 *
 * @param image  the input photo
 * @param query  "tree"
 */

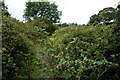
xmin=0 ymin=1 xmax=10 ymax=17
xmin=98 ymin=7 xmax=116 ymax=24
xmin=116 ymin=3 xmax=120 ymax=25
xmin=89 ymin=14 xmax=100 ymax=24
xmin=88 ymin=7 xmax=116 ymax=25
xmin=23 ymin=1 xmax=62 ymax=24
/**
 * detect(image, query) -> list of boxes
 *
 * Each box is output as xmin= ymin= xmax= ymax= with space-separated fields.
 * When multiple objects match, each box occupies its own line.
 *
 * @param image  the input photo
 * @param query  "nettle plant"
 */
xmin=45 ymin=24 xmax=120 ymax=79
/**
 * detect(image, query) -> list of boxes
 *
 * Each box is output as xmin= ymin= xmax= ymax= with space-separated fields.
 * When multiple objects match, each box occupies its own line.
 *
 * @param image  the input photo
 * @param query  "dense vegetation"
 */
xmin=2 ymin=16 xmax=49 ymax=79
xmin=44 ymin=24 xmax=120 ymax=79
xmin=88 ymin=5 xmax=120 ymax=25
xmin=23 ymin=1 xmax=61 ymax=35
xmin=1 ymin=1 xmax=120 ymax=80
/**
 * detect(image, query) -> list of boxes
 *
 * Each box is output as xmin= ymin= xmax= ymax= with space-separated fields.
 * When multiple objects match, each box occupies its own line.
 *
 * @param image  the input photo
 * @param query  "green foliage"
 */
xmin=23 ymin=1 xmax=60 ymax=34
xmin=2 ymin=1 xmax=120 ymax=79
xmin=43 ymin=24 xmax=120 ymax=79
xmin=25 ymin=19 xmax=58 ymax=35
xmin=57 ymin=23 xmax=78 ymax=27
xmin=23 ymin=1 xmax=62 ymax=24
xmin=2 ymin=16 xmax=48 ymax=79
xmin=0 ymin=1 xmax=10 ymax=17
xmin=24 ymin=19 xmax=49 ymax=38
xmin=116 ymin=5 xmax=120 ymax=25
xmin=88 ymin=7 xmax=116 ymax=25
xmin=57 ymin=23 xmax=69 ymax=27
xmin=89 ymin=14 xmax=99 ymax=24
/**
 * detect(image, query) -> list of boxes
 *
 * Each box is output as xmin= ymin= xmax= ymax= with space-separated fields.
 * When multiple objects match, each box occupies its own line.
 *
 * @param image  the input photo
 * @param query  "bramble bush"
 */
xmin=44 ymin=24 xmax=120 ymax=79
xmin=25 ymin=19 xmax=58 ymax=36
xmin=2 ymin=16 xmax=120 ymax=79
xmin=2 ymin=17 xmax=49 ymax=79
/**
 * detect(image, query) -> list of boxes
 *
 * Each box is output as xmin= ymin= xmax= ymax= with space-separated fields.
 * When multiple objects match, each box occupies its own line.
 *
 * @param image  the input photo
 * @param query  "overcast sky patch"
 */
xmin=5 ymin=0 xmax=120 ymax=24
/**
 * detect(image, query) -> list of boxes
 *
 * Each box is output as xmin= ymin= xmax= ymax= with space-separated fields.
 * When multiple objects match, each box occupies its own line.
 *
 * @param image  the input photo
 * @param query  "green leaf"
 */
xmin=111 ymin=55 xmax=115 ymax=57
xmin=47 ymin=48 xmax=55 ymax=51
xmin=77 ymin=69 xmax=80 ymax=72
xmin=59 ymin=61 xmax=62 ymax=65
xmin=40 ymin=29 xmax=46 ymax=31
xmin=55 ymin=55 xmax=60 ymax=58
xmin=62 ymin=61 xmax=67 ymax=64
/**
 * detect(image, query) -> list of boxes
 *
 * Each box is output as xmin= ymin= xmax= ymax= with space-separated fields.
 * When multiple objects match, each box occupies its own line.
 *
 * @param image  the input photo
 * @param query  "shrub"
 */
xmin=44 ymin=24 xmax=120 ymax=79
xmin=2 ymin=17 xmax=48 ymax=79
xmin=25 ymin=19 xmax=58 ymax=36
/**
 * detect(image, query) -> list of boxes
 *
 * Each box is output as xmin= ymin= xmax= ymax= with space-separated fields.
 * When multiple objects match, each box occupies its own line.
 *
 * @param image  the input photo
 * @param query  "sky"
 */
xmin=4 ymin=0 xmax=120 ymax=24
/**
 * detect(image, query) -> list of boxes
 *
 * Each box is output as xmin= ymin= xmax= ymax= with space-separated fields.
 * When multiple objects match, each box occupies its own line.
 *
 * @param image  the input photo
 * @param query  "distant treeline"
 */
xmin=56 ymin=23 xmax=78 ymax=27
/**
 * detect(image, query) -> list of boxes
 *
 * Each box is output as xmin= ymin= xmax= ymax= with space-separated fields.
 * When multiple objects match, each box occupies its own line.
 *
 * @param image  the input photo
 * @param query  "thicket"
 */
xmin=2 ymin=16 xmax=49 ymax=79
xmin=43 ymin=24 xmax=120 ymax=79
xmin=2 ymin=1 xmax=120 ymax=79
xmin=116 ymin=5 xmax=120 ymax=25
xmin=23 ymin=1 xmax=61 ymax=35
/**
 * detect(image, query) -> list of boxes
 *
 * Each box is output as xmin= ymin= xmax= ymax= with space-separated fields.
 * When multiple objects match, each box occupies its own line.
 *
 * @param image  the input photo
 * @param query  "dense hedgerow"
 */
xmin=25 ymin=19 xmax=58 ymax=36
xmin=2 ymin=16 xmax=120 ymax=79
xmin=44 ymin=24 xmax=120 ymax=79
xmin=2 ymin=17 xmax=48 ymax=79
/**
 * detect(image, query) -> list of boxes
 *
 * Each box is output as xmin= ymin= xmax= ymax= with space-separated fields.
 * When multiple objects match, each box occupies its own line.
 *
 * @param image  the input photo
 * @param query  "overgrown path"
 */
xmin=38 ymin=46 xmax=51 ymax=78
xmin=37 ymin=33 xmax=59 ymax=78
xmin=37 ymin=37 xmax=54 ymax=78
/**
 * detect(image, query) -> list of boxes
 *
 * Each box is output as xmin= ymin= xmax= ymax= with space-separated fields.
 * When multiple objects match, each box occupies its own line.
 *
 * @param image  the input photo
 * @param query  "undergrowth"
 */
xmin=2 ymin=16 xmax=120 ymax=79
xmin=43 ymin=24 xmax=120 ymax=79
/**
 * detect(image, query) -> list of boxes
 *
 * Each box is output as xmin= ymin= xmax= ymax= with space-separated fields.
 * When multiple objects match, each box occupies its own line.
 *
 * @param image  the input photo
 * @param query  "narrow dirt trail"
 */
xmin=38 ymin=44 xmax=52 ymax=78
xmin=37 ymin=36 xmax=56 ymax=78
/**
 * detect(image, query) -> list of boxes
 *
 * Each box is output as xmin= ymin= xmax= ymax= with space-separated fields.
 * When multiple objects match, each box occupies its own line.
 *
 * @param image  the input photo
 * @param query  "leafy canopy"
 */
xmin=116 ymin=4 xmax=120 ymax=24
xmin=88 ymin=7 xmax=116 ymax=25
xmin=0 ymin=1 xmax=10 ymax=17
xmin=23 ymin=1 xmax=62 ymax=24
